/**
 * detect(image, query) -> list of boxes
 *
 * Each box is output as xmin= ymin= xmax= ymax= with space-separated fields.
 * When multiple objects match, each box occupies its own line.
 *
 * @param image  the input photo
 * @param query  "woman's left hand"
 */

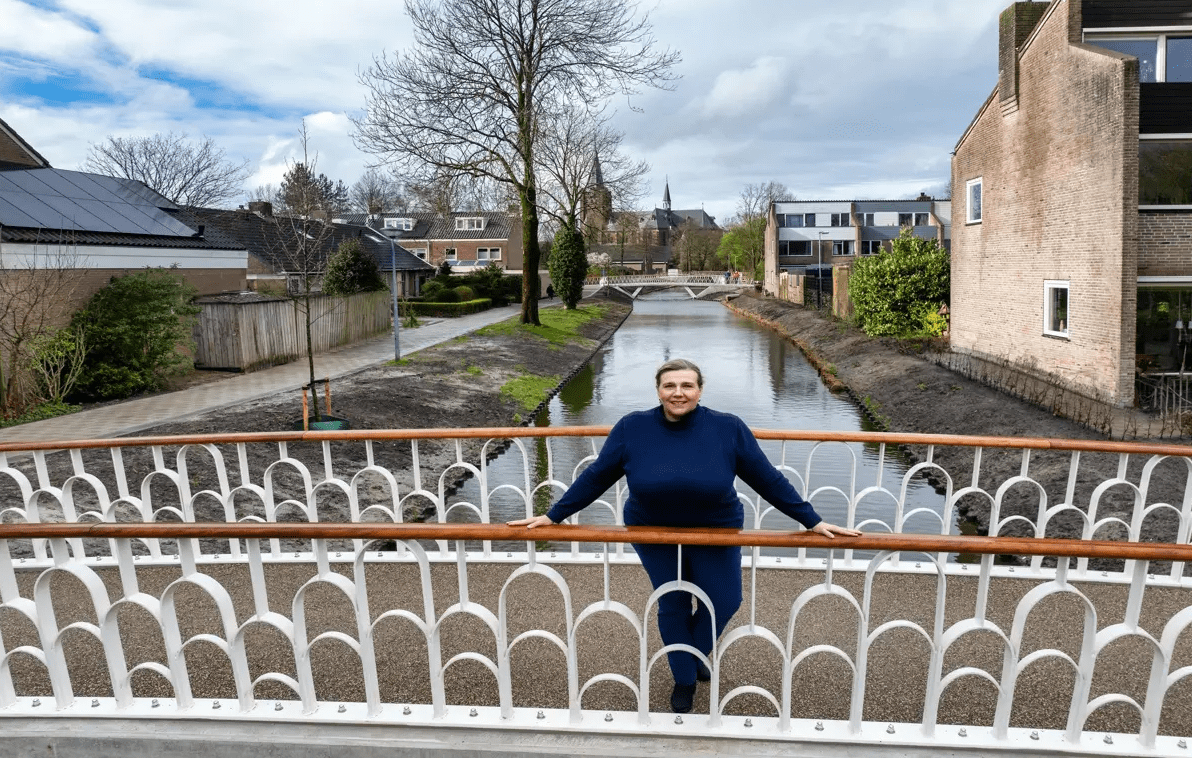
xmin=810 ymin=522 xmax=861 ymax=539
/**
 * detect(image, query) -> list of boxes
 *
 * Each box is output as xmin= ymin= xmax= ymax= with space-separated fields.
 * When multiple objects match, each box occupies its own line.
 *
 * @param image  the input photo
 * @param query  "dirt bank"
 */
xmin=2 ymin=300 xmax=630 ymax=556
xmin=726 ymin=292 xmax=1187 ymax=554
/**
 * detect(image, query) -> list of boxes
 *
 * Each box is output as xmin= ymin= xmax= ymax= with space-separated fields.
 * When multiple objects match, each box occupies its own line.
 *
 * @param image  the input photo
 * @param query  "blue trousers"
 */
xmin=633 ymin=542 xmax=743 ymax=686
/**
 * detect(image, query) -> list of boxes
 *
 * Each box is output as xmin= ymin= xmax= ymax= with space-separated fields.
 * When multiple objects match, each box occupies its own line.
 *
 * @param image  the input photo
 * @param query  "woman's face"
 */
xmin=657 ymin=369 xmax=702 ymax=421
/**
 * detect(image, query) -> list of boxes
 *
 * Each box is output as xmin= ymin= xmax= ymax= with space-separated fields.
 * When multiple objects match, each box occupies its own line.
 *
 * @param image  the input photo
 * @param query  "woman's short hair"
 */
xmin=655 ymin=358 xmax=704 ymax=387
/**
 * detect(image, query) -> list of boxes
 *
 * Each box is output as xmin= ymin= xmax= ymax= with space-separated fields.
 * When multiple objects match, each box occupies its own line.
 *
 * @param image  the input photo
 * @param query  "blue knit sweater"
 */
xmin=545 ymin=405 xmax=823 ymax=529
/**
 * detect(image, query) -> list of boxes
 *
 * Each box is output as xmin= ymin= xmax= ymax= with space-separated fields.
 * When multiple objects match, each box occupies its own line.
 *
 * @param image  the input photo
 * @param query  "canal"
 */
xmin=461 ymin=293 xmax=948 ymax=538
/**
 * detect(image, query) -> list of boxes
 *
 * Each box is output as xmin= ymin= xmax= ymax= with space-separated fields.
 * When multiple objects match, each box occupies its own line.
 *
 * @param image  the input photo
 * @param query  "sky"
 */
xmin=0 ymin=0 xmax=1016 ymax=225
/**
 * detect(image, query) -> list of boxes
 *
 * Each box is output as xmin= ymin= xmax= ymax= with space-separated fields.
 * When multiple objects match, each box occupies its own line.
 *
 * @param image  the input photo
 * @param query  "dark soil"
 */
xmin=0 ymin=300 xmax=630 ymax=557
xmin=727 ymin=292 xmax=1189 ymax=564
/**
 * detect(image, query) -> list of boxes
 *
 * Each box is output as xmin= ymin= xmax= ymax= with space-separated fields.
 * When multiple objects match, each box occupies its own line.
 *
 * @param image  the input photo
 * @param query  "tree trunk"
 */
xmin=303 ymin=289 xmax=321 ymax=422
xmin=517 ymin=80 xmax=541 ymax=327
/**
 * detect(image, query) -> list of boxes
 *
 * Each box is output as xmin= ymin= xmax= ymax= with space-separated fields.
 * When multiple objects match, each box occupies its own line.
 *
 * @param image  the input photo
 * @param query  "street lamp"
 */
xmin=817 ymin=231 xmax=828 ymax=310
xmin=387 ymin=234 xmax=401 ymax=361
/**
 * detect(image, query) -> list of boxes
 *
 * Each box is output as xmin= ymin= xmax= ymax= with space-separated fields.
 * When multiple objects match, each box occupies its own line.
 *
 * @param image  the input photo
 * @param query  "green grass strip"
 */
xmin=500 ymin=373 xmax=562 ymax=411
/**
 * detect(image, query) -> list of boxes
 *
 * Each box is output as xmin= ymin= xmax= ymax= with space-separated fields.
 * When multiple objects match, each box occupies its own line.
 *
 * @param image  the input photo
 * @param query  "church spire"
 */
xmin=592 ymin=152 xmax=604 ymax=186
xmin=662 ymin=178 xmax=671 ymax=211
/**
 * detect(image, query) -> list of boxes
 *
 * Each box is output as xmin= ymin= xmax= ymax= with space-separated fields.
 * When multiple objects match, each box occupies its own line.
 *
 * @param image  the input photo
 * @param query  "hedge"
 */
xmin=406 ymin=298 xmax=493 ymax=317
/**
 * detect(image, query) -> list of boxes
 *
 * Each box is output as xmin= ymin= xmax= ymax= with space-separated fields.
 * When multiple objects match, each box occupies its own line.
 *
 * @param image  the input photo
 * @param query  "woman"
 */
xmin=509 ymin=358 xmax=859 ymax=713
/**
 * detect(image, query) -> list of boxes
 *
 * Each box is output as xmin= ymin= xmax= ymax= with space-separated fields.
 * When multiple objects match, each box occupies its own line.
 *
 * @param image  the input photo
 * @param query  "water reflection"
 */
xmin=463 ymin=295 xmax=948 ymax=540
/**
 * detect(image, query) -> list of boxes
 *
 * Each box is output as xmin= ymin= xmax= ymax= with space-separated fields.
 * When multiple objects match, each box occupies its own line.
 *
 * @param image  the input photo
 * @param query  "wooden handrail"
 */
xmin=1 ymin=425 xmax=1192 ymax=457
xmin=4 ymin=522 xmax=1192 ymax=562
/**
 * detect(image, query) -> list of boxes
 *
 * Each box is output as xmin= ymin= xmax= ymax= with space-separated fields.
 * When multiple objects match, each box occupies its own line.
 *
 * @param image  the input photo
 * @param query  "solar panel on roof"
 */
xmin=0 ymin=167 xmax=193 ymax=237
xmin=0 ymin=195 xmax=40 ymax=227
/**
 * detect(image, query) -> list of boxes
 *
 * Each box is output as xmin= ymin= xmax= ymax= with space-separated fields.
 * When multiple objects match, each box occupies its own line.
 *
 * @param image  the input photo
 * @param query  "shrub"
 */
xmin=547 ymin=224 xmax=587 ymax=309
xmin=431 ymin=288 xmax=460 ymax=303
xmin=322 ymin=238 xmax=386 ymax=295
xmin=70 ymin=269 xmax=200 ymax=401
xmin=453 ymin=285 xmax=475 ymax=301
xmin=849 ymin=227 xmax=949 ymax=338
xmin=406 ymin=298 xmax=493 ymax=317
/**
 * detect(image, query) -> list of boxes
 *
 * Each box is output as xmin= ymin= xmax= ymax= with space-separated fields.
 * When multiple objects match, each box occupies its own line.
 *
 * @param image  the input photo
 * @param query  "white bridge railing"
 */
xmin=1 ymin=427 xmax=1191 ymax=756
xmin=585 ymin=274 xmax=755 ymax=286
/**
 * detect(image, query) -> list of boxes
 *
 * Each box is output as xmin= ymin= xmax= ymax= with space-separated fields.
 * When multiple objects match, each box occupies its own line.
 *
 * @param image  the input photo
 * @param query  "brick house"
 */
xmin=338 ymin=211 xmax=524 ymax=274
xmin=192 ymin=203 xmax=434 ymax=298
xmin=950 ymin=0 xmax=1192 ymax=411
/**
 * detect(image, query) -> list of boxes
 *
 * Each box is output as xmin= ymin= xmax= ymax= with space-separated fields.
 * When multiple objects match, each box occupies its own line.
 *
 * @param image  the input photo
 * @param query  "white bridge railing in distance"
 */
xmin=1 ymin=427 xmax=1191 ymax=756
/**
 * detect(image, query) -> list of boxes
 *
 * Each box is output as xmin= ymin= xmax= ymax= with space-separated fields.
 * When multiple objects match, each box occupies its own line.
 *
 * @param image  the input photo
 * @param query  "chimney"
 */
xmin=248 ymin=201 xmax=273 ymax=217
xmin=192 ymin=224 xmax=205 ymax=237
xmin=998 ymin=2 xmax=1049 ymax=113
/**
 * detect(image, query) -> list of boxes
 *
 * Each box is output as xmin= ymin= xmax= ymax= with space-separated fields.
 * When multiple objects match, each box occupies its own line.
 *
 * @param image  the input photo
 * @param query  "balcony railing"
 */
xmin=1 ymin=427 xmax=1191 ymax=756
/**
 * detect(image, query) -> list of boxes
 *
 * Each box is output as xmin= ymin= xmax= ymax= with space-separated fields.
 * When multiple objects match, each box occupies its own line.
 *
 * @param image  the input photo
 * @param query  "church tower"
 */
xmin=581 ymin=152 xmax=613 ymax=240
xmin=662 ymin=179 xmax=671 ymax=212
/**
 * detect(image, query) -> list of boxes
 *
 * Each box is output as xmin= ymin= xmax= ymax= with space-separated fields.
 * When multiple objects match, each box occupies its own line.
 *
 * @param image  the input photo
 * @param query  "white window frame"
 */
xmin=444 ymin=247 xmax=458 ymax=261
xmin=411 ymin=248 xmax=428 ymax=260
xmin=966 ymin=178 xmax=983 ymax=224
xmin=384 ymin=217 xmax=414 ymax=231
xmin=1044 ymin=280 xmax=1069 ymax=338
xmin=454 ymin=217 xmax=486 ymax=231
xmin=477 ymin=247 xmax=501 ymax=261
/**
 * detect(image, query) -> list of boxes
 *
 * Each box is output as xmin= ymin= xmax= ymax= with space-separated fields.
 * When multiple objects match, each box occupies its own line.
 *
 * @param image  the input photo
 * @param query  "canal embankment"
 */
xmin=725 ymin=291 xmax=1187 ymax=546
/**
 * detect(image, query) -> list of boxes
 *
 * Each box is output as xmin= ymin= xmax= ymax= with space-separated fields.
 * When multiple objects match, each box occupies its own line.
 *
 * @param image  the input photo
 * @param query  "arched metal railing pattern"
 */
xmin=0 ymin=428 xmax=1191 ymax=755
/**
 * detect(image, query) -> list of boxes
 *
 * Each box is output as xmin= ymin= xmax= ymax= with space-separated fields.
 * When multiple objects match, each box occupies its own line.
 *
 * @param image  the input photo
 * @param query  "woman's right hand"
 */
xmin=506 ymin=515 xmax=555 ymax=529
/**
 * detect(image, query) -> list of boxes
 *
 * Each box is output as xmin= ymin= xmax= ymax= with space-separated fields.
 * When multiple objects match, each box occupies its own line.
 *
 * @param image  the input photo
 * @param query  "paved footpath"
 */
xmin=0 ymin=303 xmax=525 ymax=444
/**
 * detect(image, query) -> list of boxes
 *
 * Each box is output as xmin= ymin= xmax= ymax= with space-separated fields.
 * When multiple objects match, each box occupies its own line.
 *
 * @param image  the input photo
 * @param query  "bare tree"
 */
xmin=83 ymin=133 xmax=249 ymax=208
xmin=246 ymin=183 xmax=281 ymax=207
xmin=536 ymin=104 xmax=649 ymax=237
xmin=736 ymin=181 xmax=792 ymax=223
xmin=350 ymin=168 xmax=405 ymax=214
xmin=673 ymin=220 xmax=723 ymax=272
xmin=0 ymin=238 xmax=84 ymax=412
xmin=354 ymin=0 xmax=679 ymax=325
xmin=268 ymin=122 xmax=341 ymax=421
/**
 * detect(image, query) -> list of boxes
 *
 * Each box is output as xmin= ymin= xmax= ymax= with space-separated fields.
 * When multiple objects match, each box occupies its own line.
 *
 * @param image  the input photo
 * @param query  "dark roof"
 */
xmin=0 ymin=167 xmax=243 ymax=250
xmin=336 ymin=210 xmax=518 ymax=242
xmin=639 ymin=207 xmax=719 ymax=231
xmin=189 ymin=207 xmax=432 ymax=274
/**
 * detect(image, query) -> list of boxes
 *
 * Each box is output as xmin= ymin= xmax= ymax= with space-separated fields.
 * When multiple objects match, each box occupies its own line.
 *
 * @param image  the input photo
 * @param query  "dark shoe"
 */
xmin=670 ymin=682 xmax=696 ymax=713
xmin=696 ymin=661 xmax=711 ymax=681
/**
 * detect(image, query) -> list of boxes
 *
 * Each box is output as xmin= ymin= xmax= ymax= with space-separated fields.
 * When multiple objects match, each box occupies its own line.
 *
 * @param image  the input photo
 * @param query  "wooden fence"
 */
xmin=193 ymin=291 xmax=391 ymax=371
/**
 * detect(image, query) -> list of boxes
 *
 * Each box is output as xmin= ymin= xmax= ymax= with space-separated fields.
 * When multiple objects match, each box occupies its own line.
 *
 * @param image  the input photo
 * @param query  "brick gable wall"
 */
xmin=950 ymin=0 xmax=1139 ymax=407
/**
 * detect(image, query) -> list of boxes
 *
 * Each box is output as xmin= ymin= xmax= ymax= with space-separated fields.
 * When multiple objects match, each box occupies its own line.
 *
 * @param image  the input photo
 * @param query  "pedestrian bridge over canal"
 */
xmin=583 ymin=274 xmax=755 ymax=300
xmin=1 ymin=426 xmax=1191 ymax=757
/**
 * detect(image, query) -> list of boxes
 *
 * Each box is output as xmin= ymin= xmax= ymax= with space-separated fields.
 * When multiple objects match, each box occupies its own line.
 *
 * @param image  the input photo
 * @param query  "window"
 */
xmin=862 ymin=213 xmax=875 ymax=226
xmin=411 ymin=248 xmax=428 ymax=260
xmin=830 ymin=212 xmax=850 ymax=227
xmin=444 ymin=247 xmax=457 ymax=261
xmin=477 ymin=247 xmax=501 ymax=260
xmin=785 ymin=214 xmax=803 ymax=228
xmin=779 ymin=240 xmax=810 ymax=256
xmin=861 ymin=240 xmax=884 ymax=255
xmin=804 ymin=213 xmax=816 ymax=227
xmin=1044 ymin=281 xmax=1069 ymax=338
xmin=832 ymin=240 xmax=853 ymax=256
xmin=1140 ymin=140 xmax=1192 ymax=205
xmin=455 ymin=217 xmax=486 ymax=231
xmin=384 ymin=217 xmax=414 ymax=231
xmin=1085 ymin=34 xmax=1192 ymax=82
xmin=914 ymin=213 xmax=929 ymax=226
xmin=898 ymin=213 xmax=913 ymax=227
xmin=966 ymin=178 xmax=983 ymax=223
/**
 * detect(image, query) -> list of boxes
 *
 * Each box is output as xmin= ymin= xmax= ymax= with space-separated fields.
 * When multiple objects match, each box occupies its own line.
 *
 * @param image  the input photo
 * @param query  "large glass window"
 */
xmin=832 ymin=240 xmax=853 ymax=256
xmin=1089 ymin=38 xmax=1158 ymax=81
xmin=804 ymin=213 xmax=816 ymax=227
xmin=914 ymin=212 xmax=929 ymax=226
xmin=786 ymin=214 xmax=803 ymax=227
xmin=1169 ymin=37 xmax=1192 ymax=81
xmin=1140 ymin=140 xmax=1192 ymax=205
xmin=1137 ymin=288 xmax=1192 ymax=372
xmin=830 ymin=212 xmax=850 ymax=227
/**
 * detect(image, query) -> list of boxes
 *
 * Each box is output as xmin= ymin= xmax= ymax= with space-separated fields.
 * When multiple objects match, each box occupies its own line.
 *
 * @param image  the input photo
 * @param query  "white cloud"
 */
xmin=699 ymin=57 xmax=789 ymax=120
xmin=0 ymin=0 xmax=102 ymax=64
